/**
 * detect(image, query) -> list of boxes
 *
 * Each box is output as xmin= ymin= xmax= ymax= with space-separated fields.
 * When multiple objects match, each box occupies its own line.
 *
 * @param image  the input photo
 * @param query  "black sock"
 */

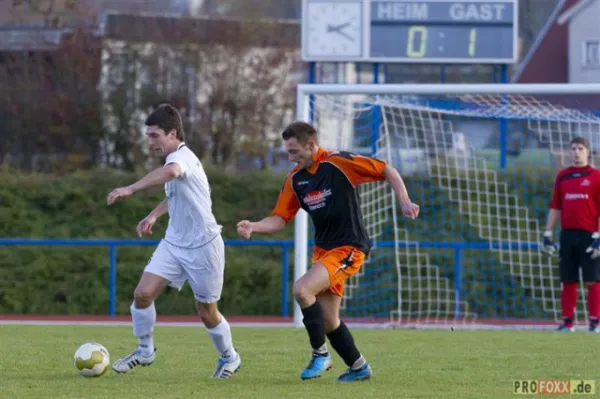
xmin=564 ymin=318 xmax=574 ymax=327
xmin=301 ymin=301 xmax=326 ymax=351
xmin=326 ymin=320 xmax=361 ymax=367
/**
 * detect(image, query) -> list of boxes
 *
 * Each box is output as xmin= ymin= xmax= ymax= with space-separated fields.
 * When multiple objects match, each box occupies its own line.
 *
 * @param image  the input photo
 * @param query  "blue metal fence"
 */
xmin=0 ymin=238 xmax=542 ymax=319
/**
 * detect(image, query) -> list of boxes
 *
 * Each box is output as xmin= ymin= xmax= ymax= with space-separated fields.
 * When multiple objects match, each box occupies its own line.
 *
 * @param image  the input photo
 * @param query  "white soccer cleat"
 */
xmin=212 ymin=353 xmax=241 ymax=379
xmin=111 ymin=348 xmax=156 ymax=374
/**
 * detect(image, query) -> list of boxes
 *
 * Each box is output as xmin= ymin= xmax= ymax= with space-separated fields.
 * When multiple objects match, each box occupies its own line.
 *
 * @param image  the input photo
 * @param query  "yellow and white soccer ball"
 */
xmin=73 ymin=342 xmax=110 ymax=377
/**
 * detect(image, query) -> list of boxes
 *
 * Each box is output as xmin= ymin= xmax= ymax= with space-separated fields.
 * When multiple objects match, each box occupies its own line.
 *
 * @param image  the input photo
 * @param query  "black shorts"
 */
xmin=559 ymin=229 xmax=600 ymax=282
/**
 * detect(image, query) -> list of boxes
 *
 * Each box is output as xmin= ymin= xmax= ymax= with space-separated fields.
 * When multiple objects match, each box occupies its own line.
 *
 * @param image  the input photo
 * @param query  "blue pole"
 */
xmin=308 ymin=62 xmax=316 ymax=122
xmin=499 ymin=64 xmax=509 ymax=170
xmin=109 ymin=245 xmax=117 ymax=317
xmin=440 ymin=65 xmax=446 ymax=83
xmin=453 ymin=248 xmax=463 ymax=319
xmin=281 ymin=244 xmax=289 ymax=317
xmin=373 ymin=63 xmax=379 ymax=84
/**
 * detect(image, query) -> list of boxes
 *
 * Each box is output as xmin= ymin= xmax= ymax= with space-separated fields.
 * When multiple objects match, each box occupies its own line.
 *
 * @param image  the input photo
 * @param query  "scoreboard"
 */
xmin=301 ymin=0 xmax=519 ymax=64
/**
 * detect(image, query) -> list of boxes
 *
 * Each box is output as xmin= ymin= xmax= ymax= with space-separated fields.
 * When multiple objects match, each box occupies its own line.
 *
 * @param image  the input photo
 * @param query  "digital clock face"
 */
xmin=301 ymin=0 xmax=518 ymax=64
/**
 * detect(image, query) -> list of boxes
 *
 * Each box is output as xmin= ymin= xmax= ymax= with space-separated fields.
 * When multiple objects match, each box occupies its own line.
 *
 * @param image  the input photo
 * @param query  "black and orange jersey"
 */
xmin=271 ymin=148 xmax=387 ymax=254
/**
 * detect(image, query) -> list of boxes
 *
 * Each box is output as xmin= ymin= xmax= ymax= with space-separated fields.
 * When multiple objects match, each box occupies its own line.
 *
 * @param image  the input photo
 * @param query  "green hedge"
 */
xmin=0 ymin=167 xmax=293 ymax=316
xmin=0 ymin=167 xmax=557 ymax=318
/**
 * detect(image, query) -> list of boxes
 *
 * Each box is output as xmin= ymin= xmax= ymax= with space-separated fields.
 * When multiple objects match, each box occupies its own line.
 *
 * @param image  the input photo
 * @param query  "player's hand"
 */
xmin=541 ymin=231 xmax=557 ymax=256
xmin=107 ymin=186 xmax=134 ymax=205
xmin=136 ymin=215 xmax=156 ymax=237
xmin=236 ymin=220 xmax=253 ymax=239
xmin=585 ymin=232 xmax=600 ymax=259
xmin=400 ymin=201 xmax=420 ymax=220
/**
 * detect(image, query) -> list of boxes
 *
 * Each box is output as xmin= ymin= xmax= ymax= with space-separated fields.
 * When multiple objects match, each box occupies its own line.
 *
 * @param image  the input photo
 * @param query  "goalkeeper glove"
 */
xmin=542 ymin=231 xmax=558 ymax=256
xmin=585 ymin=232 xmax=600 ymax=259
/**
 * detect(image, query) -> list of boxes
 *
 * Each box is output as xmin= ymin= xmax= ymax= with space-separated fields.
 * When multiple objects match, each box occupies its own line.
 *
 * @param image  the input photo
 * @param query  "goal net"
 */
xmin=294 ymin=83 xmax=600 ymax=329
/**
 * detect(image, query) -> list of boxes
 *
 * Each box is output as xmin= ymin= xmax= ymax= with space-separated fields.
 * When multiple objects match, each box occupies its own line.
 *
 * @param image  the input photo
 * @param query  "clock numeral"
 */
xmin=407 ymin=26 xmax=428 ymax=58
xmin=469 ymin=28 xmax=477 ymax=57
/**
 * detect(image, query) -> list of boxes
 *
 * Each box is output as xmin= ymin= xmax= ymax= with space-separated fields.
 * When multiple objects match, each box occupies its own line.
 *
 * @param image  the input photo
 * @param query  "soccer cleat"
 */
xmin=300 ymin=352 xmax=332 ymax=380
xmin=337 ymin=362 xmax=373 ymax=382
xmin=556 ymin=324 xmax=575 ymax=332
xmin=589 ymin=321 xmax=600 ymax=333
xmin=212 ymin=353 xmax=241 ymax=379
xmin=111 ymin=348 xmax=156 ymax=373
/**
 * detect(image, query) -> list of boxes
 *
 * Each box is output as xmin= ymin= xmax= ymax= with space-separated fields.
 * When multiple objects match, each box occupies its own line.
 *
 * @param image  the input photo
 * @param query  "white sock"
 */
xmin=131 ymin=302 xmax=156 ymax=356
xmin=206 ymin=317 xmax=237 ymax=359
xmin=351 ymin=355 xmax=366 ymax=370
xmin=314 ymin=343 xmax=328 ymax=355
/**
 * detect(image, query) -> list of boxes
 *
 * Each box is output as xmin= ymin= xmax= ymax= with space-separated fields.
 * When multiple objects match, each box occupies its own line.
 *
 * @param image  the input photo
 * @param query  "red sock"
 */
xmin=587 ymin=282 xmax=600 ymax=320
xmin=561 ymin=282 xmax=578 ymax=325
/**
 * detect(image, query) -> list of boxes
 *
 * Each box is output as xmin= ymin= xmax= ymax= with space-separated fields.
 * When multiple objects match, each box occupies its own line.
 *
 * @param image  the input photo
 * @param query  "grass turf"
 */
xmin=0 ymin=325 xmax=598 ymax=398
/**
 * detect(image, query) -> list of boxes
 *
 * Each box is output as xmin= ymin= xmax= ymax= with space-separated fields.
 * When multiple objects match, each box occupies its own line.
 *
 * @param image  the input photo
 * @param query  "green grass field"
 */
xmin=0 ymin=325 xmax=598 ymax=398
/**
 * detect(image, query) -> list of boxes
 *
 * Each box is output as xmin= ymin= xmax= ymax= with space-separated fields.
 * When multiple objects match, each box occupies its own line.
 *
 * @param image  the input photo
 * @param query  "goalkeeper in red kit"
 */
xmin=542 ymin=137 xmax=600 ymax=333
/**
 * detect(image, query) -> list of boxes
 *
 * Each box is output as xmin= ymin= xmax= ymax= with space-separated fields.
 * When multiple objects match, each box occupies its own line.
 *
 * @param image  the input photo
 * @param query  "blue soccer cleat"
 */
xmin=337 ymin=363 xmax=373 ymax=382
xmin=556 ymin=324 xmax=575 ymax=332
xmin=300 ymin=352 xmax=332 ymax=380
xmin=589 ymin=321 xmax=599 ymax=333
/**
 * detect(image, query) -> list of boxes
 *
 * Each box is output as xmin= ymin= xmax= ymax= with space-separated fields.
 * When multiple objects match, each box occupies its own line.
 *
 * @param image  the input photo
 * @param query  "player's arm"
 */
xmin=148 ymin=198 xmax=168 ymax=220
xmin=237 ymin=174 xmax=299 ymax=239
xmin=107 ymin=163 xmax=182 ymax=205
xmin=129 ymin=164 xmax=182 ymax=193
xmin=136 ymin=199 xmax=168 ymax=237
xmin=585 ymin=178 xmax=600 ymax=258
xmin=246 ymin=215 xmax=287 ymax=234
xmin=384 ymin=165 xmax=411 ymax=204
xmin=329 ymin=153 xmax=419 ymax=219
xmin=542 ymin=174 xmax=562 ymax=255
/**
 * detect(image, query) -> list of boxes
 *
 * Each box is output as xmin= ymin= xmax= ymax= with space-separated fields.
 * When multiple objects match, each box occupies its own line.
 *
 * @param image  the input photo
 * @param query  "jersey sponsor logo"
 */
xmin=303 ymin=189 xmax=332 ymax=211
xmin=564 ymin=193 xmax=589 ymax=200
xmin=296 ymin=180 xmax=309 ymax=186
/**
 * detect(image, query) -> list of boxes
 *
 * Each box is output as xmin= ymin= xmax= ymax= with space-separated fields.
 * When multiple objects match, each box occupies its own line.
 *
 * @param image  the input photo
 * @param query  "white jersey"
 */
xmin=163 ymin=143 xmax=222 ymax=248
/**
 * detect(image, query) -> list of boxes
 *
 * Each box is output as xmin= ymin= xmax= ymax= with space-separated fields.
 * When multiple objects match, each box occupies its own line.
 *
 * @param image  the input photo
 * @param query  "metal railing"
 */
xmin=0 ymin=238 xmax=541 ymax=318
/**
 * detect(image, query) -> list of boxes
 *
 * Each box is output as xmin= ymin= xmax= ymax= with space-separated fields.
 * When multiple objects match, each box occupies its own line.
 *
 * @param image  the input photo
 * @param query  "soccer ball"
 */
xmin=73 ymin=342 xmax=110 ymax=377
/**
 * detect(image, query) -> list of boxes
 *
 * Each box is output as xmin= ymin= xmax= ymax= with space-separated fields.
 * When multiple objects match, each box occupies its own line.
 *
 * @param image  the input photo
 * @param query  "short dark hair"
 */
xmin=570 ymin=136 xmax=590 ymax=150
xmin=145 ymin=103 xmax=185 ymax=141
xmin=281 ymin=121 xmax=318 ymax=145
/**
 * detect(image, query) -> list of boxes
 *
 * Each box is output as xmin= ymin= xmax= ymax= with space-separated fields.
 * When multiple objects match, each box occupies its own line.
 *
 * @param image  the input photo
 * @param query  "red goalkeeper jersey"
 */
xmin=549 ymin=165 xmax=600 ymax=233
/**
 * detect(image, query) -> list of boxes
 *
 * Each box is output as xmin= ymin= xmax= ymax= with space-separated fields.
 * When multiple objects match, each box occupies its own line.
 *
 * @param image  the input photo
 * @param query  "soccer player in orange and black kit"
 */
xmin=236 ymin=121 xmax=420 ymax=382
xmin=542 ymin=137 xmax=600 ymax=333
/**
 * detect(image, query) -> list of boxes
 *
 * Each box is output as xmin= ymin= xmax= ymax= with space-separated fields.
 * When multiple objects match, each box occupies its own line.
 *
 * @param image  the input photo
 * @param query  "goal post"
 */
xmin=293 ymin=83 xmax=600 ymax=329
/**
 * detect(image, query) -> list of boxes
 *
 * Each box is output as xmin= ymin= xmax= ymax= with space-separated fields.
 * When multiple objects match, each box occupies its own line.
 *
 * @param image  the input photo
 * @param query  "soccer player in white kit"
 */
xmin=106 ymin=103 xmax=241 ymax=378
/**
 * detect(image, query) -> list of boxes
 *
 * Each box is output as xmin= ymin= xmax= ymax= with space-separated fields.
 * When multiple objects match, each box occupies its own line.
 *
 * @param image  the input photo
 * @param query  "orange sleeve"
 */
xmin=271 ymin=173 xmax=301 ymax=223
xmin=327 ymin=152 xmax=387 ymax=186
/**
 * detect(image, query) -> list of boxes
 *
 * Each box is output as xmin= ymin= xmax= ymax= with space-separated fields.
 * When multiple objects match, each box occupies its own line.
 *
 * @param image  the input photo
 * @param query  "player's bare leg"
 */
xmin=112 ymin=272 xmax=168 ymax=373
xmin=196 ymin=301 xmax=241 ymax=378
xmin=319 ymin=292 xmax=372 ymax=382
xmin=293 ymin=262 xmax=333 ymax=380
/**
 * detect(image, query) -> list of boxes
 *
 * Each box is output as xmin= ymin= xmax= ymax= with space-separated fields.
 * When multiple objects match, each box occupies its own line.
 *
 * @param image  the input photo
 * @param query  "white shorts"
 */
xmin=144 ymin=235 xmax=225 ymax=303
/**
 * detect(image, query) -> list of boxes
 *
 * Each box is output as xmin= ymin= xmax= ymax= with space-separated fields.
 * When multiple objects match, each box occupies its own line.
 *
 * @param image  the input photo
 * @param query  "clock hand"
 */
xmin=326 ymin=23 xmax=354 ymax=42
xmin=327 ymin=22 xmax=351 ymax=33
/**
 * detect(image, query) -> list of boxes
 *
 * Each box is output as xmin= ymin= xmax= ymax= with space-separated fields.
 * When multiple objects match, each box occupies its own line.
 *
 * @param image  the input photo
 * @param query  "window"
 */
xmin=583 ymin=40 xmax=600 ymax=68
